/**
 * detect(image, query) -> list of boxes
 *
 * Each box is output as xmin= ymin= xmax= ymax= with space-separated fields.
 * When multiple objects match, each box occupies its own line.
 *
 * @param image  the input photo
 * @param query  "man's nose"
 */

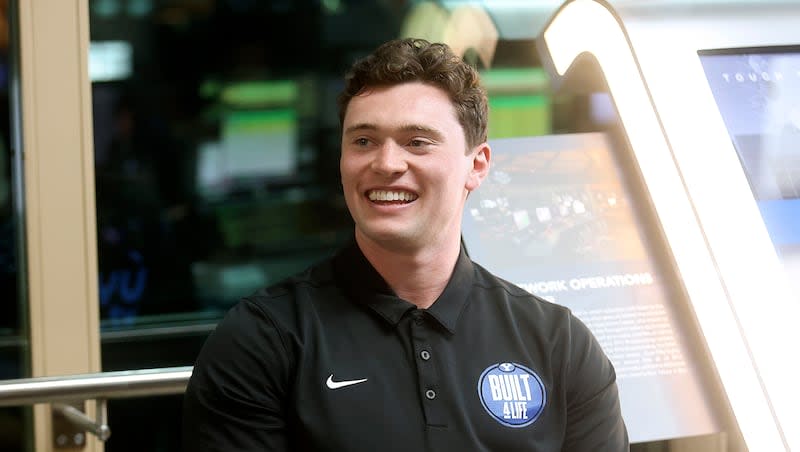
xmin=370 ymin=141 xmax=408 ymax=175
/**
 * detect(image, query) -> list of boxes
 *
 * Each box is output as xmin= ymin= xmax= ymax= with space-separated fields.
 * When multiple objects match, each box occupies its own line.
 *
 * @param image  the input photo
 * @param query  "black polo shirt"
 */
xmin=183 ymin=240 xmax=628 ymax=451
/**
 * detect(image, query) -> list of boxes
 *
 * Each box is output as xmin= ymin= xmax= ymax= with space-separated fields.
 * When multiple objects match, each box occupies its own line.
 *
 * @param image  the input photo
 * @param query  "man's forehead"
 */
xmin=344 ymin=89 xmax=459 ymax=129
xmin=347 ymin=82 xmax=453 ymax=110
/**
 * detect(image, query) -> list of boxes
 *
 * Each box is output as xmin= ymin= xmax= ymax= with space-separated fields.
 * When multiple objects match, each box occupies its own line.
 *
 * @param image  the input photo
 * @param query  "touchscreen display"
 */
xmin=461 ymin=133 xmax=719 ymax=443
xmin=699 ymin=48 xmax=800 ymax=297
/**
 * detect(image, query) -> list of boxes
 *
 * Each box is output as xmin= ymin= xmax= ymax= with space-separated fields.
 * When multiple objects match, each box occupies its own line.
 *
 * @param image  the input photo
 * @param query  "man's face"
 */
xmin=340 ymin=81 xmax=489 ymax=252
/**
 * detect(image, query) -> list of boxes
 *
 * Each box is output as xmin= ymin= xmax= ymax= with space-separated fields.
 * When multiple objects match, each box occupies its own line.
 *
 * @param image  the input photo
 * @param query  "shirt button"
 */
xmin=420 ymin=350 xmax=431 ymax=361
xmin=425 ymin=389 xmax=436 ymax=400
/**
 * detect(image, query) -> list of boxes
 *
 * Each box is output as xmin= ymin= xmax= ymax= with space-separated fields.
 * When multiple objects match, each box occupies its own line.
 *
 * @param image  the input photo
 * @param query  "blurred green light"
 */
xmin=221 ymin=80 xmax=297 ymax=107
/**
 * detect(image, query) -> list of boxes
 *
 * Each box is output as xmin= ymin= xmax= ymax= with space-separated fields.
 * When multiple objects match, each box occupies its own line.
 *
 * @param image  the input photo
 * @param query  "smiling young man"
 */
xmin=183 ymin=38 xmax=629 ymax=451
xmin=339 ymin=79 xmax=488 ymax=309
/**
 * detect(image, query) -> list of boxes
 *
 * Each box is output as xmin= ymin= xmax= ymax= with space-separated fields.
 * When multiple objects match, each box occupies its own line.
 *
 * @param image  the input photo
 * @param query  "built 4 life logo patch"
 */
xmin=478 ymin=362 xmax=545 ymax=428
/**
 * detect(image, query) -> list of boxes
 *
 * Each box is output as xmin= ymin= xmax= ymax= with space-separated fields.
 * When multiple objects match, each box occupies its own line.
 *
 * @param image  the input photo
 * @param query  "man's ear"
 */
xmin=466 ymin=142 xmax=491 ymax=192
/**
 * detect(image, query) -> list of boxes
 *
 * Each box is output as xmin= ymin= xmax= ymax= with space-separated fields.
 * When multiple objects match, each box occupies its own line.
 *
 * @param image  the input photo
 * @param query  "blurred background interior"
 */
xmin=3 ymin=0 xmax=792 ymax=450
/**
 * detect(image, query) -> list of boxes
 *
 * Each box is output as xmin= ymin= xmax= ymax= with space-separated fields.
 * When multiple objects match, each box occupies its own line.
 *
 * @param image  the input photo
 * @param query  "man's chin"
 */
xmin=356 ymin=228 xmax=420 ymax=251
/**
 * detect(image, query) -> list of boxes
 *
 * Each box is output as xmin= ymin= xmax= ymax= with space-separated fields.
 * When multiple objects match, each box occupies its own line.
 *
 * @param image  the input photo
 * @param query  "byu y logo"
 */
xmin=478 ymin=362 xmax=545 ymax=428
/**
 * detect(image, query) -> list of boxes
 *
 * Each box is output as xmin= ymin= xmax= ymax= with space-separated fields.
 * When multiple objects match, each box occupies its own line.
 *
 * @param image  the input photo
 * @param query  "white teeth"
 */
xmin=368 ymin=190 xmax=417 ymax=202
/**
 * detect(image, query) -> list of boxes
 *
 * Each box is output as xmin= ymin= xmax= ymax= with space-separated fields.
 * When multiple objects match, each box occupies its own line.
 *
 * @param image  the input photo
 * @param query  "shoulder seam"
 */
xmin=473 ymin=280 xmax=524 ymax=294
xmin=242 ymin=298 xmax=293 ymax=370
xmin=472 ymin=280 xmax=554 ymax=302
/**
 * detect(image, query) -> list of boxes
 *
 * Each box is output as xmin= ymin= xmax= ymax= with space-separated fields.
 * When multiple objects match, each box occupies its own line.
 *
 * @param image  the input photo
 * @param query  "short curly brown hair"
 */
xmin=337 ymin=38 xmax=488 ymax=149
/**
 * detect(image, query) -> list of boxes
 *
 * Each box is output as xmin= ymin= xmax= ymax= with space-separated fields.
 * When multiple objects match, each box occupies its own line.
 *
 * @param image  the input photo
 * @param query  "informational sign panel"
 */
xmin=699 ymin=48 xmax=800 ymax=299
xmin=462 ymin=133 xmax=719 ymax=443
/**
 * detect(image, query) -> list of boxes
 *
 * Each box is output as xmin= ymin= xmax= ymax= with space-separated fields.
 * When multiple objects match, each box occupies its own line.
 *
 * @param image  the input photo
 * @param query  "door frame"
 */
xmin=15 ymin=1 xmax=101 ymax=450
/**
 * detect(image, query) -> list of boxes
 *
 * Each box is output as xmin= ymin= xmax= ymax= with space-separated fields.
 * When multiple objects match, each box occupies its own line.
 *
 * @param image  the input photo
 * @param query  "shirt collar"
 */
xmin=332 ymin=239 xmax=475 ymax=334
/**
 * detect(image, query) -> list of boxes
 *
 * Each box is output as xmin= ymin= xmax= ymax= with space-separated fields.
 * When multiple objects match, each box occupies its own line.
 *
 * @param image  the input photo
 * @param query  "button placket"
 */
xmin=409 ymin=310 xmax=445 ymax=426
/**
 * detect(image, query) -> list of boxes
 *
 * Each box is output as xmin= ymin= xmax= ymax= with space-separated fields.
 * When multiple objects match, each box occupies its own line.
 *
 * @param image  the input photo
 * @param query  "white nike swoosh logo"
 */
xmin=326 ymin=374 xmax=368 ymax=389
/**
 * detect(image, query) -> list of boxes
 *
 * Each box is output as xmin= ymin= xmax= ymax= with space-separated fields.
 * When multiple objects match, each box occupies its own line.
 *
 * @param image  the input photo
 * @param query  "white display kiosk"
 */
xmin=536 ymin=1 xmax=800 ymax=450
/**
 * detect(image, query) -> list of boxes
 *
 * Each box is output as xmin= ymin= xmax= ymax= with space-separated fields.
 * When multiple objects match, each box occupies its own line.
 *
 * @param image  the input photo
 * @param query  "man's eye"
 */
xmin=409 ymin=139 xmax=427 ymax=147
xmin=355 ymin=138 xmax=370 ymax=146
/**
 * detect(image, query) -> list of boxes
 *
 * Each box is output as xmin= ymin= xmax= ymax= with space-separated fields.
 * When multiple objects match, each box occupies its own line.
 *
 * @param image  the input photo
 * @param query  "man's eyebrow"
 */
xmin=343 ymin=123 xmax=378 ymax=135
xmin=398 ymin=124 xmax=443 ymax=140
xmin=344 ymin=122 xmax=444 ymax=140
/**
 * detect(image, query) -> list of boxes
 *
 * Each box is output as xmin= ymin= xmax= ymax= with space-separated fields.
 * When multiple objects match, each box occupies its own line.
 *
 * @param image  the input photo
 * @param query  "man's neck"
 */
xmin=355 ymin=233 xmax=461 ymax=309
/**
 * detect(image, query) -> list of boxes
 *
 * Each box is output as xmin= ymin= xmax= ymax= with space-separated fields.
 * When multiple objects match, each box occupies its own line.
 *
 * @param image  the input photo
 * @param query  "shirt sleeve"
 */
xmin=182 ymin=299 xmax=293 ymax=451
xmin=562 ymin=313 xmax=629 ymax=452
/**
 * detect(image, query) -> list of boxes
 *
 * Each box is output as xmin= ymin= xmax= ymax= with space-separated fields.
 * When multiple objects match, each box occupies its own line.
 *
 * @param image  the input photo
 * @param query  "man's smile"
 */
xmin=366 ymin=189 xmax=418 ymax=204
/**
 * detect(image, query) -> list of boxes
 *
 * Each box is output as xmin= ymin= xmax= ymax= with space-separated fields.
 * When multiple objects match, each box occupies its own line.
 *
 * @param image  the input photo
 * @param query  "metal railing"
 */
xmin=0 ymin=366 xmax=193 ymax=443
